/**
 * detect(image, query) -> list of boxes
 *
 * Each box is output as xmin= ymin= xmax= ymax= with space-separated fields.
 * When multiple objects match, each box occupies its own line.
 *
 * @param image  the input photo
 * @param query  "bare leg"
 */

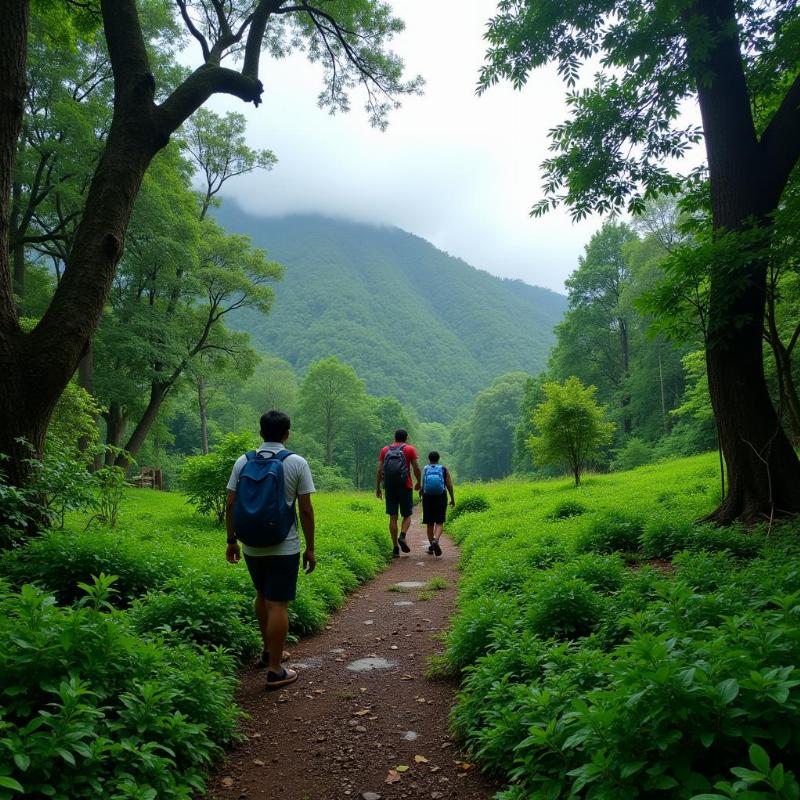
xmin=401 ymin=515 xmax=412 ymax=535
xmin=255 ymin=592 xmax=269 ymax=653
xmin=389 ymin=515 xmax=399 ymax=546
xmin=426 ymin=523 xmax=434 ymax=544
xmin=434 ymin=522 xmax=444 ymax=540
xmin=266 ymin=600 xmax=290 ymax=674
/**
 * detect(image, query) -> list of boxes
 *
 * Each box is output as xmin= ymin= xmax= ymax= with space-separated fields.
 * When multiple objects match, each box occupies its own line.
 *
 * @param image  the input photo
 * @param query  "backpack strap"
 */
xmin=244 ymin=450 xmax=258 ymax=462
xmin=253 ymin=448 xmax=294 ymax=461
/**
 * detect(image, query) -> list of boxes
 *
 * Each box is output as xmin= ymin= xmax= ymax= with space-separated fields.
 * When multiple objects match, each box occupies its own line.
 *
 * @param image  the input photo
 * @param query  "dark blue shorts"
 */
xmin=422 ymin=492 xmax=447 ymax=524
xmin=385 ymin=485 xmax=413 ymax=518
xmin=243 ymin=552 xmax=301 ymax=602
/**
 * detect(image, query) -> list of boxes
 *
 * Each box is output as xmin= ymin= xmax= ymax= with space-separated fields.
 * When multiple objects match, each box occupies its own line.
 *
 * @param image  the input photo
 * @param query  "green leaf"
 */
xmin=717 ymin=678 xmax=739 ymax=705
xmin=12 ymin=753 xmax=29 ymax=772
xmin=0 ymin=778 xmax=24 ymax=793
xmin=749 ymin=745 xmax=770 ymax=775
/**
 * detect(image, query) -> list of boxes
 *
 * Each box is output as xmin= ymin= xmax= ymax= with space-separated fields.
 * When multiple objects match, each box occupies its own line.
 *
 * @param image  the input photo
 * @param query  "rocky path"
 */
xmin=206 ymin=509 xmax=496 ymax=800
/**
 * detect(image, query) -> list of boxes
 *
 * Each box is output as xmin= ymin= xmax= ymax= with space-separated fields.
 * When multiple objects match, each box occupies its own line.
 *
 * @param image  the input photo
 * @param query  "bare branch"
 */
xmin=176 ymin=0 xmax=211 ymax=62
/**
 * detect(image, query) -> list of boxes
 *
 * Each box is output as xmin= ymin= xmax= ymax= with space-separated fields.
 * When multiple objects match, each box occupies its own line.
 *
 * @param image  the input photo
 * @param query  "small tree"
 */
xmin=529 ymin=377 xmax=615 ymax=486
xmin=181 ymin=431 xmax=255 ymax=523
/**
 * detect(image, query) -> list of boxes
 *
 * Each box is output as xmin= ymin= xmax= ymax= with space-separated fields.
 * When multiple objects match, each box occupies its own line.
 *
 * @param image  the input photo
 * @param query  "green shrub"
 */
xmin=640 ymin=516 xmax=694 ymax=558
xmin=130 ymin=575 xmax=261 ymax=660
xmin=444 ymin=594 xmax=521 ymax=672
xmin=450 ymin=493 xmax=490 ymax=521
xmin=612 ymin=437 xmax=653 ymax=471
xmin=0 ymin=577 xmax=240 ymax=799
xmin=557 ymin=553 xmax=626 ymax=593
xmin=550 ymin=499 xmax=587 ymax=519
xmin=0 ymin=529 xmax=180 ymax=606
xmin=528 ymin=576 xmax=603 ymax=639
xmin=181 ymin=432 xmax=255 ymax=523
xmin=575 ymin=510 xmax=644 ymax=554
xmin=688 ymin=523 xmax=764 ymax=558
xmin=672 ymin=549 xmax=739 ymax=593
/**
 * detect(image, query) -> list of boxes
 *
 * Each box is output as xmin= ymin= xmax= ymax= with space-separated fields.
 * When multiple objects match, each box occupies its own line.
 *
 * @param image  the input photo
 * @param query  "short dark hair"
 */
xmin=428 ymin=451 xmax=440 ymax=463
xmin=260 ymin=410 xmax=291 ymax=441
xmin=394 ymin=429 xmax=408 ymax=442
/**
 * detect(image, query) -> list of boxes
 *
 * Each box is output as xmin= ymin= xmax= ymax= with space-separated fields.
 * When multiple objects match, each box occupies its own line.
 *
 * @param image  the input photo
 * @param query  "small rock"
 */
xmin=355 ymin=725 xmax=367 ymax=732
xmin=362 ymin=793 xmax=382 ymax=800
xmin=401 ymin=731 xmax=418 ymax=741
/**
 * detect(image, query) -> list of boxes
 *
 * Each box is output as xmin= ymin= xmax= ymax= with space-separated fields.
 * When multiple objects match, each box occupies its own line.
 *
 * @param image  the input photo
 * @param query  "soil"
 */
xmin=205 ymin=510 xmax=497 ymax=800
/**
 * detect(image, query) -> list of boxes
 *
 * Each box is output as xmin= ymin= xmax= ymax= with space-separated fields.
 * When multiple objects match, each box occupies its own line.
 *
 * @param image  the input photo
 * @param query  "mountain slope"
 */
xmin=217 ymin=204 xmax=566 ymax=422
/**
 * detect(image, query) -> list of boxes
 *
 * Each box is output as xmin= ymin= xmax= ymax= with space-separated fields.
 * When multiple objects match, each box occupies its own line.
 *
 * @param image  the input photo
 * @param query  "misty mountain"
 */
xmin=217 ymin=203 xmax=566 ymax=422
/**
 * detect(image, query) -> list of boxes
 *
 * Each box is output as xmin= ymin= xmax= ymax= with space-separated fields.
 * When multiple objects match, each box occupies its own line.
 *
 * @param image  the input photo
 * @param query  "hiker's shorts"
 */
xmin=385 ymin=485 xmax=413 ymax=518
xmin=422 ymin=492 xmax=448 ymax=525
xmin=243 ymin=552 xmax=301 ymax=602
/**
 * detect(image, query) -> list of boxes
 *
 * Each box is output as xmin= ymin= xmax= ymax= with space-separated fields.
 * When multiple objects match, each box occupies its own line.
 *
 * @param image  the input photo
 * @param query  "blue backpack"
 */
xmin=233 ymin=450 xmax=296 ymax=547
xmin=423 ymin=464 xmax=446 ymax=495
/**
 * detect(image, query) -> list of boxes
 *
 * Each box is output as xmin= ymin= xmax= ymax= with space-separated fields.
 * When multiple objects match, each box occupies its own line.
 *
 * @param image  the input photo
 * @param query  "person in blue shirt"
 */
xmin=420 ymin=451 xmax=455 ymax=557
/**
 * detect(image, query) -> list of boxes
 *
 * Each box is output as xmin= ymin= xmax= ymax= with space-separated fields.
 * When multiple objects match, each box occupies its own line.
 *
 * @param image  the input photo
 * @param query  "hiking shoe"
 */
xmin=427 ymin=544 xmax=434 ymax=555
xmin=432 ymin=539 xmax=442 ymax=557
xmin=398 ymin=536 xmax=411 ymax=553
xmin=265 ymin=667 xmax=298 ymax=690
xmin=392 ymin=545 xmax=400 ymax=558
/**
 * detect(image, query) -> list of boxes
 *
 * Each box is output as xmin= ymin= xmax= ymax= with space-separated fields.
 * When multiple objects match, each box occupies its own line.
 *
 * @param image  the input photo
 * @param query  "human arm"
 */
xmin=375 ymin=455 xmax=384 ymax=498
xmin=445 ymin=469 xmax=455 ymax=507
xmin=298 ymin=493 xmax=316 ymax=573
xmin=411 ymin=456 xmax=422 ymax=492
xmin=224 ymin=490 xmax=240 ymax=563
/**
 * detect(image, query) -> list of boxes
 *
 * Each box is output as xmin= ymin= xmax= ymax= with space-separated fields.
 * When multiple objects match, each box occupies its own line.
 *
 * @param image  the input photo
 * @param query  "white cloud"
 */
xmin=197 ymin=0 xmax=700 ymax=292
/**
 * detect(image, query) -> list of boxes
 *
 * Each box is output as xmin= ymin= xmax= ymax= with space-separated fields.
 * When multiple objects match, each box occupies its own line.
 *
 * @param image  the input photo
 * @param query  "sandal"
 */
xmin=266 ymin=667 xmax=298 ymax=690
xmin=256 ymin=649 xmax=291 ymax=668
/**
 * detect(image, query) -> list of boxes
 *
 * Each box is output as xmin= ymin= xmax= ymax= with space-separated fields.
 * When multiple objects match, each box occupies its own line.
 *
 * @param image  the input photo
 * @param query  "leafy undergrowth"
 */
xmin=443 ymin=454 xmax=800 ymax=800
xmin=0 ymin=488 xmax=388 ymax=798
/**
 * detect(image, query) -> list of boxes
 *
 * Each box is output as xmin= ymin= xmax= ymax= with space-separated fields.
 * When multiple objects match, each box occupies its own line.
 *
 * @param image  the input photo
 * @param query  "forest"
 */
xmin=2 ymin=0 xmax=800 ymax=798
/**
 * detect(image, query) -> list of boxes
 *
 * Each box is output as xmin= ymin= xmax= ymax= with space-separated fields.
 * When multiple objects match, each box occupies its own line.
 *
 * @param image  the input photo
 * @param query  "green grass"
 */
xmin=444 ymin=454 xmax=800 ymax=800
xmin=0 ymin=486 xmax=391 ymax=798
xmin=1 ymin=487 xmax=390 ymax=640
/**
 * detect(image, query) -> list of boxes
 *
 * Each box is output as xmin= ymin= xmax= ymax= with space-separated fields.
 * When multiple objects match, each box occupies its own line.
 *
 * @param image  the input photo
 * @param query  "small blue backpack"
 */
xmin=422 ymin=464 xmax=446 ymax=495
xmin=233 ymin=450 xmax=296 ymax=547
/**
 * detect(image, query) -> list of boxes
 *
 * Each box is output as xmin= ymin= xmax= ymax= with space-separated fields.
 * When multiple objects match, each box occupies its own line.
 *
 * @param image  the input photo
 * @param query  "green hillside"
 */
xmin=216 ymin=204 xmax=566 ymax=422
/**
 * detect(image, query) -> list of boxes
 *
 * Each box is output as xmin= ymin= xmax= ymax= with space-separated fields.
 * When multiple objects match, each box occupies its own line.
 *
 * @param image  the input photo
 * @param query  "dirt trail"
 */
xmin=206 ymin=509 xmax=496 ymax=800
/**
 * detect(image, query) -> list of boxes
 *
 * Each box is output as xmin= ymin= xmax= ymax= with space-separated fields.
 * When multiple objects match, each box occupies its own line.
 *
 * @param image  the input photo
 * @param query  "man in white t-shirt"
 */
xmin=225 ymin=410 xmax=316 ymax=690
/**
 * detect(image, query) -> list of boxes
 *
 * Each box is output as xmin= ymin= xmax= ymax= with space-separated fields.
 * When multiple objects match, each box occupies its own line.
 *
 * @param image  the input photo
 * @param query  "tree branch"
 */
xmin=100 ymin=0 xmax=151 ymax=101
xmin=176 ymin=0 xmax=211 ymax=62
xmin=156 ymin=65 xmax=263 ymax=137
xmin=243 ymin=0 xmax=286 ymax=79
xmin=760 ymin=70 xmax=800 ymax=196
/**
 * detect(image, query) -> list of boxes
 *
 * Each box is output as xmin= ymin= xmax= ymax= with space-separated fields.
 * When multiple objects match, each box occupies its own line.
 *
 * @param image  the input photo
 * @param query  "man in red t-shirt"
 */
xmin=376 ymin=428 xmax=422 ymax=557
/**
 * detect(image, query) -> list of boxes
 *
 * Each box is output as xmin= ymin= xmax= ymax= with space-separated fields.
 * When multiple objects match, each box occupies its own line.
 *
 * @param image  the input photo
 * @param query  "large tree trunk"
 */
xmin=690 ymin=0 xmax=800 ymax=523
xmin=103 ymin=401 xmax=128 ymax=465
xmin=119 ymin=382 xmax=167 ymax=468
xmin=0 ymin=0 xmax=31 ymax=486
xmin=0 ymin=0 xmax=261 ymax=495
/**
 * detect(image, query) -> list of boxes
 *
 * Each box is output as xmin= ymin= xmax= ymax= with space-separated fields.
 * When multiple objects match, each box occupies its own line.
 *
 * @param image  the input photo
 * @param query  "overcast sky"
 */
xmin=201 ymin=2 xmax=619 ymax=293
